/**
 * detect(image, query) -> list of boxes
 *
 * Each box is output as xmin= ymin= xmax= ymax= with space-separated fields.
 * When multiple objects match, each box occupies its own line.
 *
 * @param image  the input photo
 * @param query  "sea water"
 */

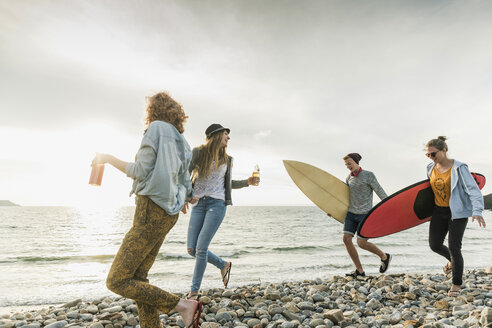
xmin=1 ymin=206 xmax=490 ymax=310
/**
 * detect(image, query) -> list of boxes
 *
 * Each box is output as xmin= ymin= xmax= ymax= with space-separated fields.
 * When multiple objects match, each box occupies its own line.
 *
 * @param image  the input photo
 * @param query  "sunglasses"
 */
xmin=426 ymin=151 xmax=440 ymax=158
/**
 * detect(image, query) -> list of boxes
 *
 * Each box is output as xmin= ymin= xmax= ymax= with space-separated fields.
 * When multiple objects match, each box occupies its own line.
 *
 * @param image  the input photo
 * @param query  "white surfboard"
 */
xmin=283 ymin=160 xmax=349 ymax=223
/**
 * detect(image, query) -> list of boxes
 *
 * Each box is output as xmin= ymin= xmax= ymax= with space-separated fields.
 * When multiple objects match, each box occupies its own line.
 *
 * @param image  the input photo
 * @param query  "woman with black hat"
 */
xmin=185 ymin=123 xmax=259 ymax=300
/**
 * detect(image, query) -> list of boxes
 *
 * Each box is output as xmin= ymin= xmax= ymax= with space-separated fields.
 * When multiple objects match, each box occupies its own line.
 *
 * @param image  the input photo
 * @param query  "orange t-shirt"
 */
xmin=430 ymin=166 xmax=452 ymax=207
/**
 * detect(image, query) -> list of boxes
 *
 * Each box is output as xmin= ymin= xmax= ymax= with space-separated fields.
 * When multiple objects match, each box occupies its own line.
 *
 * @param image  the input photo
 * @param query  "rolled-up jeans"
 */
xmin=187 ymin=196 xmax=227 ymax=292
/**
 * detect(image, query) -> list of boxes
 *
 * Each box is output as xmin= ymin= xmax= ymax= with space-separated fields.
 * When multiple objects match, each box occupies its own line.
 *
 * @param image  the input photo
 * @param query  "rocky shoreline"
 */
xmin=1 ymin=269 xmax=491 ymax=328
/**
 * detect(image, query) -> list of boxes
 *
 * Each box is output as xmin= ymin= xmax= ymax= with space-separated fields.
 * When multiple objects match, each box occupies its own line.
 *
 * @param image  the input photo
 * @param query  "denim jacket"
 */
xmin=426 ymin=160 xmax=484 ymax=219
xmin=189 ymin=147 xmax=249 ymax=206
xmin=126 ymin=121 xmax=193 ymax=215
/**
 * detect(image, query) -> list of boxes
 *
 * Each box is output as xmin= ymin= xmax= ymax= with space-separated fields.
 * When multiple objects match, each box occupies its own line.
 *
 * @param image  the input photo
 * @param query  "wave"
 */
xmin=245 ymin=246 xmax=266 ymax=250
xmin=157 ymin=254 xmax=191 ymax=261
xmin=59 ymin=278 xmax=101 ymax=285
xmin=272 ymin=246 xmax=327 ymax=252
xmin=155 ymin=249 xmax=252 ymax=261
xmin=228 ymin=250 xmax=251 ymax=258
xmin=1 ymin=254 xmax=115 ymax=264
xmin=285 ymin=263 xmax=353 ymax=271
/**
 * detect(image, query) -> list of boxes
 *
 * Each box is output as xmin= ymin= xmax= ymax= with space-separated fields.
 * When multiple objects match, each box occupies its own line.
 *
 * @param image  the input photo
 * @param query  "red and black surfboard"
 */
xmin=357 ymin=173 xmax=486 ymax=239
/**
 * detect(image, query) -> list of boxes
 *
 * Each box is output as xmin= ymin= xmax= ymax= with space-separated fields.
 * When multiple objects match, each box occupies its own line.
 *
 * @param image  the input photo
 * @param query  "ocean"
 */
xmin=1 ymin=206 xmax=491 ymax=312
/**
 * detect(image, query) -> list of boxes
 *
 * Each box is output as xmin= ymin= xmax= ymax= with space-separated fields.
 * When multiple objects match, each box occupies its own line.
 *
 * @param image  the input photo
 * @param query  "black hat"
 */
xmin=205 ymin=123 xmax=230 ymax=138
xmin=346 ymin=153 xmax=362 ymax=164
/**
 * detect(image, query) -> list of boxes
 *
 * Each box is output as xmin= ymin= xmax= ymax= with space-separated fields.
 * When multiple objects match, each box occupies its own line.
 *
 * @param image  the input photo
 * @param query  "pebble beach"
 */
xmin=1 ymin=268 xmax=491 ymax=328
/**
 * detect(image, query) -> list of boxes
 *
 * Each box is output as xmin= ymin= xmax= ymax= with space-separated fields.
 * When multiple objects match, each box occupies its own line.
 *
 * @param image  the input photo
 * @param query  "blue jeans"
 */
xmin=187 ymin=196 xmax=227 ymax=292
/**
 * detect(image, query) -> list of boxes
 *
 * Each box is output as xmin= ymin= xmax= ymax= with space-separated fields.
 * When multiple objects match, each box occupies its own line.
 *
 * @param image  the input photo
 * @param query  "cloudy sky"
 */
xmin=1 ymin=0 xmax=491 ymax=207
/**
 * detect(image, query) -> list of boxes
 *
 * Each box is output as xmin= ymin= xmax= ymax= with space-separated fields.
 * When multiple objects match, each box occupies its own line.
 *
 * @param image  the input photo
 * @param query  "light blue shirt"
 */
xmin=426 ymin=160 xmax=484 ymax=219
xmin=126 ymin=121 xmax=193 ymax=215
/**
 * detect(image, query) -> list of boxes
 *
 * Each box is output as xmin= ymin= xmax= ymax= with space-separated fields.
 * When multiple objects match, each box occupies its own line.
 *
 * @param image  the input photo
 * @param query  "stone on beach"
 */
xmin=1 ymin=268 xmax=491 ymax=328
xmin=322 ymin=309 xmax=343 ymax=324
xmin=480 ymin=306 xmax=492 ymax=326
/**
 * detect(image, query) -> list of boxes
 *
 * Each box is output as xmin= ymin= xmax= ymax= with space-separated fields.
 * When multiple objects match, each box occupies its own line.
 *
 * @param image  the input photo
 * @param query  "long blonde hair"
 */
xmin=193 ymin=131 xmax=229 ymax=180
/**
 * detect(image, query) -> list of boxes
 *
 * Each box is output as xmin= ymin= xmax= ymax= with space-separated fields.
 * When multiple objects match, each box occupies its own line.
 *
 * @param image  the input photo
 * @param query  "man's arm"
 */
xmin=370 ymin=173 xmax=388 ymax=200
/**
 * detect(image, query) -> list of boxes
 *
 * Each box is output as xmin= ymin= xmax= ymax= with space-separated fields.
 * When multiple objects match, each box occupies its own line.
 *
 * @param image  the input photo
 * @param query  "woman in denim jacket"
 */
xmin=184 ymin=124 xmax=259 ymax=300
xmin=92 ymin=92 xmax=201 ymax=328
xmin=425 ymin=136 xmax=485 ymax=296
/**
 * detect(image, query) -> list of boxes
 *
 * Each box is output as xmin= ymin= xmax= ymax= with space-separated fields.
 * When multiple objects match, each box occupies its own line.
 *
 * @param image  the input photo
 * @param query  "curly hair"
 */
xmin=144 ymin=92 xmax=188 ymax=133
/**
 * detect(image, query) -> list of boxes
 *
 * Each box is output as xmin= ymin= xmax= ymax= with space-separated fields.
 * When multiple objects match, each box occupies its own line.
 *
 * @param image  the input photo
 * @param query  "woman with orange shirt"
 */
xmin=425 ymin=136 xmax=485 ymax=296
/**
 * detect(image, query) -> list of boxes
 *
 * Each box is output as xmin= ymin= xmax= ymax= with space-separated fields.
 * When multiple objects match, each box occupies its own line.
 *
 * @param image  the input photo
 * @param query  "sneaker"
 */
xmin=379 ymin=253 xmax=392 ymax=273
xmin=346 ymin=269 xmax=365 ymax=278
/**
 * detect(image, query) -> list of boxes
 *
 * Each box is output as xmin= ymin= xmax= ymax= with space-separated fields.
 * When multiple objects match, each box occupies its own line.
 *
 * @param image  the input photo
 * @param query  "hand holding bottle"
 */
xmin=249 ymin=164 xmax=260 ymax=186
xmin=89 ymin=154 xmax=105 ymax=186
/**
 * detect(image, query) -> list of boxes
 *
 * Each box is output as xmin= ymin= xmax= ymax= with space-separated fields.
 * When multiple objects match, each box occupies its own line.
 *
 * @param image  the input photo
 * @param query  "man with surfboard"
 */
xmin=329 ymin=153 xmax=391 ymax=277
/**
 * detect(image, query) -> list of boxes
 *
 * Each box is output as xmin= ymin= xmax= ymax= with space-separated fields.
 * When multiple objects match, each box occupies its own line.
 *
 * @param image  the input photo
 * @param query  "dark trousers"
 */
xmin=428 ymin=206 xmax=468 ymax=286
xmin=106 ymin=196 xmax=180 ymax=328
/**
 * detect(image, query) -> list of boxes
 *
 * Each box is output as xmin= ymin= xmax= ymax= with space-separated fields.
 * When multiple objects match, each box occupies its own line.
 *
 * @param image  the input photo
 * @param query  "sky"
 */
xmin=1 ymin=0 xmax=492 ymax=207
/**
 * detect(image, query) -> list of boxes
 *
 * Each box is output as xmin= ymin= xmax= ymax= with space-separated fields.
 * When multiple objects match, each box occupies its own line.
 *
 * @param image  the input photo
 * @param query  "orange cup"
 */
xmin=89 ymin=164 xmax=105 ymax=186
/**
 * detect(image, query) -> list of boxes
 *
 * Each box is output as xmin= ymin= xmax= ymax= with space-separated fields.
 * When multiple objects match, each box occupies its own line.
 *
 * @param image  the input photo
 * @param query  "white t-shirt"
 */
xmin=193 ymin=162 xmax=227 ymax=201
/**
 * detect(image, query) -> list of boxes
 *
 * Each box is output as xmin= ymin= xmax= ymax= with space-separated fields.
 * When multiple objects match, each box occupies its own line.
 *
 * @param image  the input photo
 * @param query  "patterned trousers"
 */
xmin=106 ymin=196 xmax=180 ymax=328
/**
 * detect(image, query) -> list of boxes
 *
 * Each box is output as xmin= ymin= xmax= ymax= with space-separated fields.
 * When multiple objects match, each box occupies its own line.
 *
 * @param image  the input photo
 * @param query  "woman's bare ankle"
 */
xmin=174 ymin=299 xmax=197 ymax=326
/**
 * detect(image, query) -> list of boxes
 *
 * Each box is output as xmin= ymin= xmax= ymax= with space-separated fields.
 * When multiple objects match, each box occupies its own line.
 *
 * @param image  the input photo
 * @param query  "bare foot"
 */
xmin=173 ymin=299 xmax=201 ymax=328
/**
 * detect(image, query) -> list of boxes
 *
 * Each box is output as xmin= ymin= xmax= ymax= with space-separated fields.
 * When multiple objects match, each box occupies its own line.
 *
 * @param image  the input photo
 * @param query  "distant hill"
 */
xmin=485 ymin=194 xmax=492 ymax=210
xmin=0 ymin=200 xmax=19 ymax=206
